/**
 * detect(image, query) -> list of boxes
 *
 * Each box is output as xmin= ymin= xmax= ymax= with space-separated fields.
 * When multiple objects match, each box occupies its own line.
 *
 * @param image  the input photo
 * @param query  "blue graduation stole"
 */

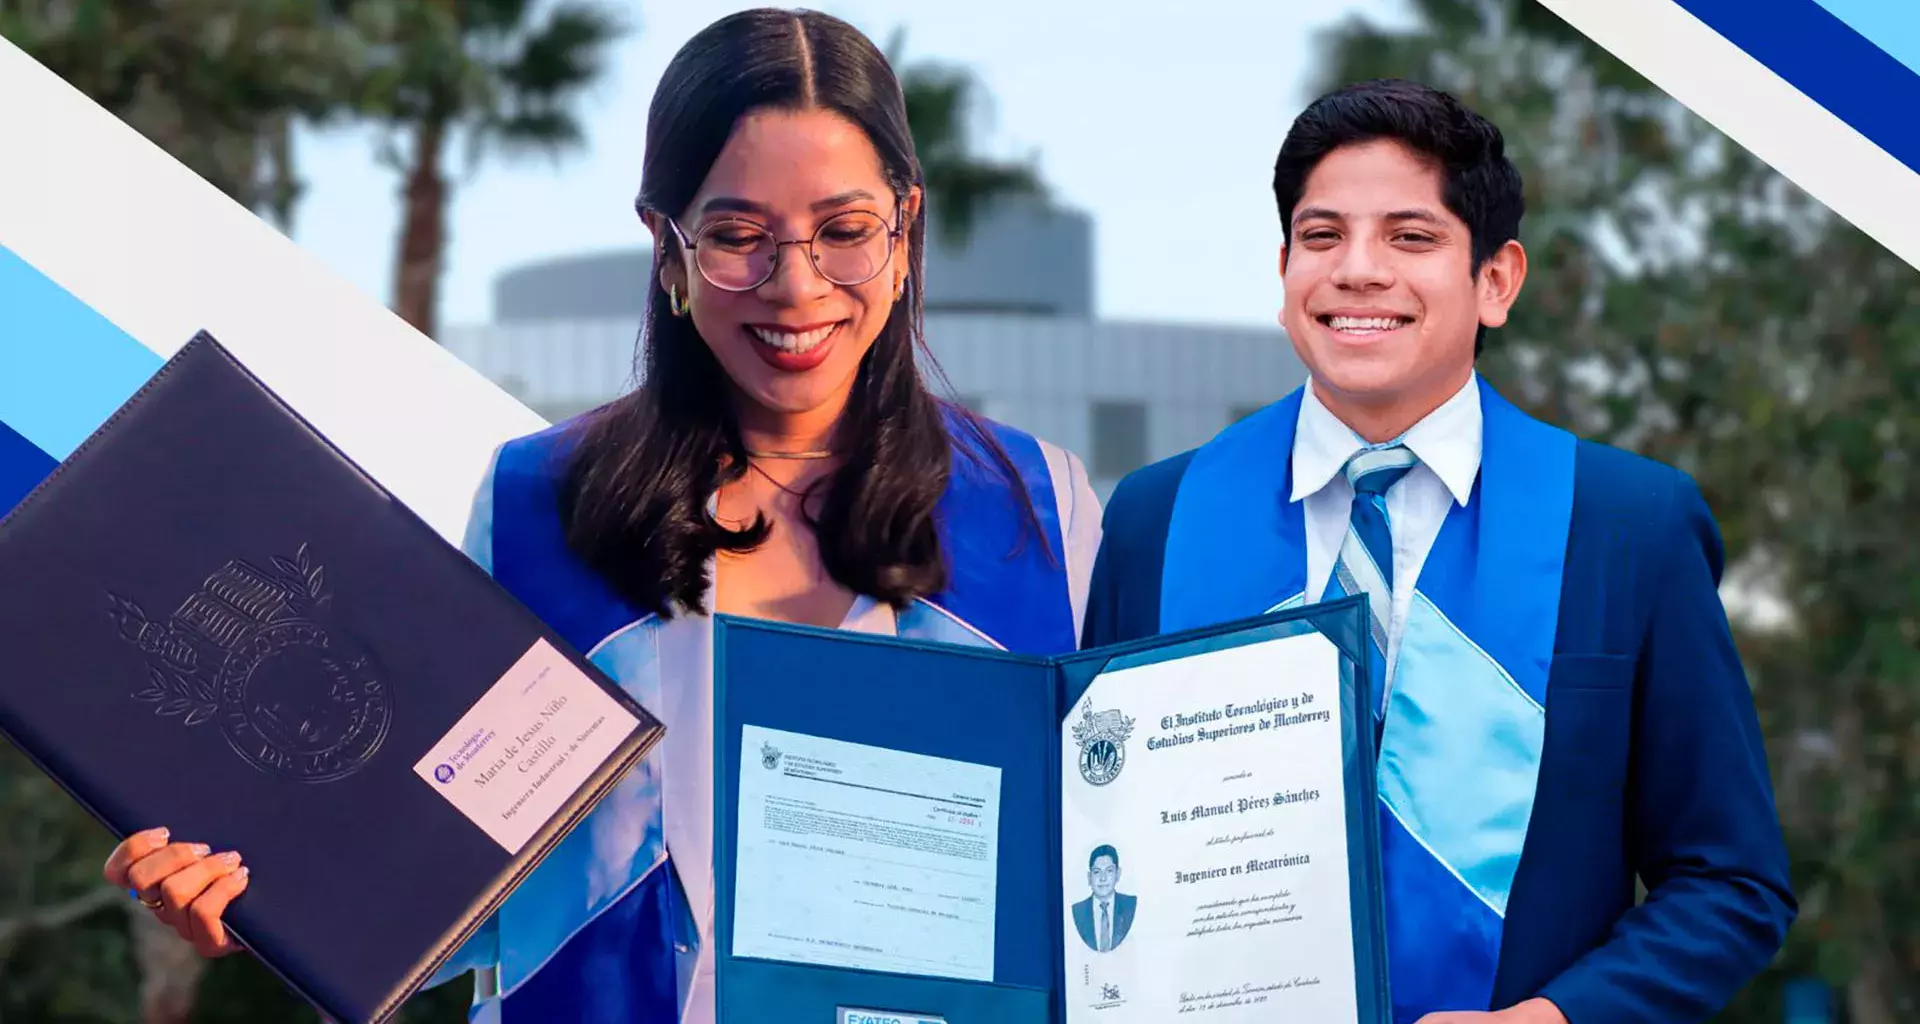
xmin=1159 ymin=377 xmax=1576 ymax=1022
xmin=465 ymin=407 xmax=1078 ymax=1022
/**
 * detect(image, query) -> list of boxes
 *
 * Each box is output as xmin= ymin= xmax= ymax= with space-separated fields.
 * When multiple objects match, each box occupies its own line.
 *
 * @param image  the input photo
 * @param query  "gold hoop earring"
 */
xmin=668 ymin=283 xmax=689 ymax=317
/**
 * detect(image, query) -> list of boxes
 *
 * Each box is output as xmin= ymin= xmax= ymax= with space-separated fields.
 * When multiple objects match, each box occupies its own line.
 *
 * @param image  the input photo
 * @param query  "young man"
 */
xmin=1083 ymin=79 xmax=1795 ymax=1024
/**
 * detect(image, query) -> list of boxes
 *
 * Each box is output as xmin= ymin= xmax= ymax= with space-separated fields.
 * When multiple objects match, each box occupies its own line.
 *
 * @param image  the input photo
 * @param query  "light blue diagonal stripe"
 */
xmin=898 ymin=599 xmax=1005 ymax=650
xmin=1376 ymin=592 xmax=1545 ymax=918
xmin=1810 ymin=0 xmax=1920 ymax=76
xmin=491 ymin=616 xmax=670 ymax=995
xmin=0 ymin=243 xmax=164 ymax=459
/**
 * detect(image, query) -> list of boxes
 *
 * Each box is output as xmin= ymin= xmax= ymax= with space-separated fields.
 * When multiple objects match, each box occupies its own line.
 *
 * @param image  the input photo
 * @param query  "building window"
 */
xmin=1090 ymin=400 xmax=1149 ymax=479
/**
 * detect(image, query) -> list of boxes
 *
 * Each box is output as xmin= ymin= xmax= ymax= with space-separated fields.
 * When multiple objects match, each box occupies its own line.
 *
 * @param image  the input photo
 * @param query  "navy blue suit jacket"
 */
xmin=1083 ymin=438 xmax=1796 ymax=1023
xmin=1071 ymin=892 xmax=1137 ymax=953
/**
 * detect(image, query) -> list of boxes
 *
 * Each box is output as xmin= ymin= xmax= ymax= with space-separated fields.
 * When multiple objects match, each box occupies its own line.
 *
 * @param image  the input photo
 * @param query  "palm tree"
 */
xmin=355 ymin=0 xmax=626 ymax=340
xmin=886 ymin=31 xmax=1047 ymax=249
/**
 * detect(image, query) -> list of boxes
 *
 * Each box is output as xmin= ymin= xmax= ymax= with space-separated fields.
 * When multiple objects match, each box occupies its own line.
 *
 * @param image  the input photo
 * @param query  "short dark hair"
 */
xmin=1090 ymin=844 xmax=1119 ymax=870
xmin=1272 ymin=78 xmax=1524 ymax=354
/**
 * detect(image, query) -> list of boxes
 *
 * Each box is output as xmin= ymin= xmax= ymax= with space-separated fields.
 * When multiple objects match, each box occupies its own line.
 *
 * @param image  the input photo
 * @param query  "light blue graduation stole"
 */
xmin=455 ymin=407 xmax=1079 ymax=1022
xmin=1159 ymin=377 xmax=1576 ymax=1022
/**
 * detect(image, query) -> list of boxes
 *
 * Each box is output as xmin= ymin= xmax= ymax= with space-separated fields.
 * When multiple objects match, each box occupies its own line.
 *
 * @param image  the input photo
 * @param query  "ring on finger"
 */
xmin=130 ymin=888 xmax=164 ymax=910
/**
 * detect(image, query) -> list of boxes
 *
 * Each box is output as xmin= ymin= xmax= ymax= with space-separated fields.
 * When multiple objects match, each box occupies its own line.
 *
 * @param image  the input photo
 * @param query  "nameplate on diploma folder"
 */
xmin=0 ymin=333 xmax=665 ymax=1024
xmin=710 ymin=597 xmax=1390 ymax=1023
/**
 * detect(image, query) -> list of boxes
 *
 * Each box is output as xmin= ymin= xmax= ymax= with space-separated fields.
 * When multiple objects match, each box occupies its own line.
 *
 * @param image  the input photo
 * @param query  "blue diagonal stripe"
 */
xmin=0 ymin=243 xmax=164 ymax=461
xmin=1378 ymin=805 xmax=1503 ymax=1017
xmin=1335 ymin=444 xmax=1417 ymax=722
xmin=1350 ymin=496 xmax=1396 ymax=581
xmin=1669 ymin=0 xmax=1920 ymax=178
xmin=0 ymin=416 xmax=57 ymax=519
xmin=1379 ymin=593 xmax=1544 ymax=919
xmin=1810 ymin=0 xmax=1920 ymax=76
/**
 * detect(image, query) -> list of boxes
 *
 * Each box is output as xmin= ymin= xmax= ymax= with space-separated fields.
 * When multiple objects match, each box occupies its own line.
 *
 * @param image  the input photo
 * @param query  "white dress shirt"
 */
xmin=1294 ymin=373 xmax=1483 ymax=679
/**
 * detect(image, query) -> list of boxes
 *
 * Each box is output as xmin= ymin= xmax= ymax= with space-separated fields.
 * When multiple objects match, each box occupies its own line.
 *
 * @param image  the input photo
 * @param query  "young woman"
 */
xmin=101 ymin=8 xmax=1100 ymax=1022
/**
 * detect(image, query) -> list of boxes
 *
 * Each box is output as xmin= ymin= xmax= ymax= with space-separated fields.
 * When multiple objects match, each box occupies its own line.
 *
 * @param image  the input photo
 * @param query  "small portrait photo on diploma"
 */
xmin=1071 ymin=844 xmax=1136 ymax=953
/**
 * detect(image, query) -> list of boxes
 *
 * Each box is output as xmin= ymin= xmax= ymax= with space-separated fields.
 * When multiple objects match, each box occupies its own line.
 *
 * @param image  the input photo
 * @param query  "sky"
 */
xmin=284 ymin=0 xmax=1414 ymax=332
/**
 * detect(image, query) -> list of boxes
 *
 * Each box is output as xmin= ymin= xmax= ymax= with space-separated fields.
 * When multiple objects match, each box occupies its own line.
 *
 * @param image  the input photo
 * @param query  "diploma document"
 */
xmin=711 ymin=597 xmax=1388 ymax=1024
xmin=1060 ymin=634 xmax=1359 ymax=1021
xmin=732 ymin=724 xmax=1002 ymax=981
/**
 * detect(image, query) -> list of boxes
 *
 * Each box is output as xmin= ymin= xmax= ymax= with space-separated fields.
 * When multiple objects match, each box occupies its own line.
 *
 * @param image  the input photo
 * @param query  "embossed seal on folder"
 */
xmin=110 ymin=542 xmax=390 ymax=783
xmin=1072 ymin=703 xmax=1135 ymax=787
xmin=0 ymin=331 xmax=664 ymax=1024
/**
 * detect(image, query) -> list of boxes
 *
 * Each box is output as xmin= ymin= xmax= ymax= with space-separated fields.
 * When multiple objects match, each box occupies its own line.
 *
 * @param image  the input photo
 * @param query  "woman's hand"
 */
xmin=103 ymin=827 xmax=250 ymax=958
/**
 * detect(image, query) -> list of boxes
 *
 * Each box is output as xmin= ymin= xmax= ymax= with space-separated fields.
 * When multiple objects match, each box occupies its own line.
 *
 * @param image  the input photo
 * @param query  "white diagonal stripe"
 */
xmin=0 ymin=38 xmax=544 ymax=545
xmin=1332 ymin=561 xmax=1391 ymax=656
xmin=1346 ymin=445 xmax=1419 ymax=484
xmin=1534 ymin=0 xmax=1920 ymax=276
xmin=1336 ymin=528 xmax=1393 ymax=645
xmin=1338 ymin=528 xmax=1392 ymax=613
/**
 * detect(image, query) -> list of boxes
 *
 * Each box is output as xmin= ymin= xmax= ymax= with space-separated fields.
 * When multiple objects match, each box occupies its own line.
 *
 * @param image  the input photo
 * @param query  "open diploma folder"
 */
xmin=712 ymin=597 xmax=1391 ymax=1024
xmin=0 ymin=334 xmax=664 ymax=1024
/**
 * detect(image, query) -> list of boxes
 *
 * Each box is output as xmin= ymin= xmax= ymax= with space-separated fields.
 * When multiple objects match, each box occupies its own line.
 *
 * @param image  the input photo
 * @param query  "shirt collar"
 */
xmin=1290 ymin=372 xmax=1482 ymax=506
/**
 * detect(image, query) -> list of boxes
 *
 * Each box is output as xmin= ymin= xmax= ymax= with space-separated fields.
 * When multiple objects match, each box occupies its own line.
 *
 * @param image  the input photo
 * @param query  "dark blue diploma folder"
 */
xmin=0 ymin=333 xmax=664 ymax=1024
xmin=712 ymin=597 xmax=1390 ymax=1024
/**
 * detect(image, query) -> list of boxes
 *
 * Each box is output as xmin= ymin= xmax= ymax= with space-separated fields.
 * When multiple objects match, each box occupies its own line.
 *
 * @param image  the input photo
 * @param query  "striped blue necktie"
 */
xmin=1327 ymin=444 xmax=1419 ymax=725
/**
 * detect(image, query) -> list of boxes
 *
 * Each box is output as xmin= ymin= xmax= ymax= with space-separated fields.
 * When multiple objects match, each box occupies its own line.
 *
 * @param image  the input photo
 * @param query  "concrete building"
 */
xmin=440 ymin=197 xmax=1306 ymax=499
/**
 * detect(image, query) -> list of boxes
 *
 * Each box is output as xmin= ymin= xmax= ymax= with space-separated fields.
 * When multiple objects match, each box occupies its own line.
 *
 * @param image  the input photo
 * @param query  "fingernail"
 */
xmin=220 ymin=851 xmax=241 ymax=867
xmin=149 ymin=827 xmax=170 ymax=843
xmin=237 ymin=867 xmax=251 ymax=880
xmin=193 ymin=844 xmax=211 ymax=857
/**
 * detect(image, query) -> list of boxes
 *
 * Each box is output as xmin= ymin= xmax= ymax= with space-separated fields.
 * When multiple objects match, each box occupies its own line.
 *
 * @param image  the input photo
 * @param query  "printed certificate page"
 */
xmin=731 ymin=725 xmax=1003 ymax=982
xmin=1060 ymin=632 xmax=1361 ymax=1022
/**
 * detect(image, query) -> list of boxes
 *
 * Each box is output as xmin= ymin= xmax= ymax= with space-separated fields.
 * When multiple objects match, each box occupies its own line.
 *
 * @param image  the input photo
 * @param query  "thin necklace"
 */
xmin=747 ymin=459 xmax=814 ymax=500
xmin=744 ymin=448 xmax=834 ymax=460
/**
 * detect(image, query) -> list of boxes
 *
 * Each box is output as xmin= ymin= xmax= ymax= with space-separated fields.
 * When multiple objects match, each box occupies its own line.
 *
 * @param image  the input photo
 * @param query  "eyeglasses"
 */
xmin=665 ymin=207 xmax=904 ymax=292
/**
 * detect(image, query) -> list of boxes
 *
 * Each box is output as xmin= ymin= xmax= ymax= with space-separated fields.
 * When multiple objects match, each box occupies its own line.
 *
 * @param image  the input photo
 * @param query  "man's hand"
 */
xmin=1416 ymin=998 xmax=1568 ymax=1024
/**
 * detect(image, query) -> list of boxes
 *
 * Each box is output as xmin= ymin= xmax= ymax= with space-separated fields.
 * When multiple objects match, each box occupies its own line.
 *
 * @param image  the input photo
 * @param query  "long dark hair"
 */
xmin=557 ymin=7 xmax=1047 ymax=619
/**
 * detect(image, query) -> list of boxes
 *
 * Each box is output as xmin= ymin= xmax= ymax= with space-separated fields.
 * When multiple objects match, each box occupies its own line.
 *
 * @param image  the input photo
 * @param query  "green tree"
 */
xmin=1308 ymin=2 xmax=1920 ymax=1021
xmin=352 ymin=0 xmax=626 ymax=340
xmin=0 ymin=0 xmax=369 ymax=230
xmin=886 ymin=31 xmax=1047 ymax=248
xmin=0 ymin=740 xmax=139 ymax=1023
